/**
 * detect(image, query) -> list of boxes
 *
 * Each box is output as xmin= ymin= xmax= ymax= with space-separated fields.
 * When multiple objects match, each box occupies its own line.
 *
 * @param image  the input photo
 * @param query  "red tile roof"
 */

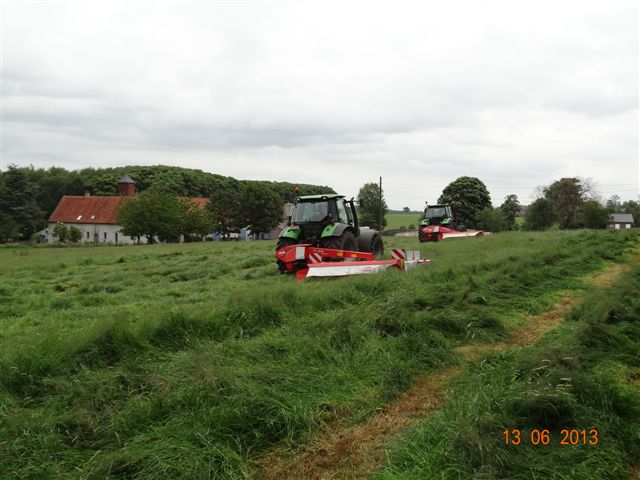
xmin=188 ymin=198 xmax=209 ymax=210
xmin=49 ymin=196 xmax=209 ymax=225
xmin=49 ymin=196 xmax=126 ymax=224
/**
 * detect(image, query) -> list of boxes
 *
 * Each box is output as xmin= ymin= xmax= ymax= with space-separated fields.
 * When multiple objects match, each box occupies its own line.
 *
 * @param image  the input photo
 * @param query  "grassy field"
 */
xmin=385 ymin=213 xmax=422 ymax=230
xmin=1 ymin=230 xmax=638 ymax=479
xmin=376 ymin=263 xmax=640 ymax=479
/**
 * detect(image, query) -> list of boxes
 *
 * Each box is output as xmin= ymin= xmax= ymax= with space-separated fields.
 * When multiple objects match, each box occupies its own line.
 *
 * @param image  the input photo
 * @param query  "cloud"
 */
xmin=1 ymin=0 xmax=638 ymax=208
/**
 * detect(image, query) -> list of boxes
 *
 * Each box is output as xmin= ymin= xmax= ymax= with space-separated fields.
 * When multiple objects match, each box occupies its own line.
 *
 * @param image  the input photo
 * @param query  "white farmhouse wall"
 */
xmin=43 ymin=223 xmax=149 ymax=244
xmin=607 ymin=223 xmax=634 ymax=230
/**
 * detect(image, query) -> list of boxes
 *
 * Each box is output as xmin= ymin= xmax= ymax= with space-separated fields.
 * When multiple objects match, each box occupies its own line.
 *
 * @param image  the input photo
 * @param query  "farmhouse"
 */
xmin=607 ymin=213 xmax=635 ymax=230
xmin=40 ymin=175 xmax=209 ymax=244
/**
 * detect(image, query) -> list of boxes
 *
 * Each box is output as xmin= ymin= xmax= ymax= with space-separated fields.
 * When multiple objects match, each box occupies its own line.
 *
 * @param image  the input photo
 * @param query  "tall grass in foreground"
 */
xmin=0 ymin=230 xmax=637 ymax=478
xmin=374 ymin=264 xmax=640 ymax=480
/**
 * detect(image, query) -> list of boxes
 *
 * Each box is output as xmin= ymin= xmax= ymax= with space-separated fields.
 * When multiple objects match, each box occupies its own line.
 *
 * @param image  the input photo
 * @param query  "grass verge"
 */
xmin=374 ymin=262 xmax=640 ymax=480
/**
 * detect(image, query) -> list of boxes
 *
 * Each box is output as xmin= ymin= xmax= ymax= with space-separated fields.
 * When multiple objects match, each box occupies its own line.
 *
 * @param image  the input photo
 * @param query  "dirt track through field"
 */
xmin=256 ymin=261 xmax=633 ymax=480
xmin=256 ymin=367 xmax=459 ymax=480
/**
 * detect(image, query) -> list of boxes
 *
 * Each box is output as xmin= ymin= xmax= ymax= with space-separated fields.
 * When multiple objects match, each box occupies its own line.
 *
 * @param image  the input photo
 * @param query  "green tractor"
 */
xmin=276 ymin=194 xmax=384 ymax=269
xmin=418 ymin=204 xmax=483 ymax=242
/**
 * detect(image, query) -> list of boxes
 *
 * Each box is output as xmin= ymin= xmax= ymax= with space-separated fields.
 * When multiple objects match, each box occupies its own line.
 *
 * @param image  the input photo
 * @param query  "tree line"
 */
xmin=360 ymin=175 xmax=638 ymax=234
xmin=425 ymin=176 xmax=639 ymax=232
xmin=0 ymin=165 xmax=334 ymax=242
xmin=1 ymin=164 xmax=637 ymax=243
xmin=117 ymin=182 xmax=286 ymax=243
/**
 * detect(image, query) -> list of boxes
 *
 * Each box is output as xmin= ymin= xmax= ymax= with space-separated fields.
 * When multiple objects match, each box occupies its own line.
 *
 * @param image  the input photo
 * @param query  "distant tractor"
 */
xmin=418 ymin=204 xmax=483 ymax=242
xmin=276 ymin=194 xmax=384 ymax=271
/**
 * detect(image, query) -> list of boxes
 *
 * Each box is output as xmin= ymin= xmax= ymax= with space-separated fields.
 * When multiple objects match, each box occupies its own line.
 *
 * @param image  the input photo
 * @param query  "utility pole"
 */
xmin=378 ymin=176 xmax=383 ymax=231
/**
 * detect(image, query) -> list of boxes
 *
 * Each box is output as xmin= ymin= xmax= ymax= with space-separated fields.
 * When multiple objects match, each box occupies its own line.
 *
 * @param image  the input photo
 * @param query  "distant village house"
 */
xmin=607 ymin=213 xmax=635 ymax=230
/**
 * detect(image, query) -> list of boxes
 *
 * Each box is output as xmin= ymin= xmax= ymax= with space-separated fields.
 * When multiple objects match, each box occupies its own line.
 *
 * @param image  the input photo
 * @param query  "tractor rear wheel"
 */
xmin=357 ymin=230 xmax=384 ymax=259
xmin=371 ymin=235 xmax=384 ymax=259
xmin=321 ymin=230 xmax=358 ymax=252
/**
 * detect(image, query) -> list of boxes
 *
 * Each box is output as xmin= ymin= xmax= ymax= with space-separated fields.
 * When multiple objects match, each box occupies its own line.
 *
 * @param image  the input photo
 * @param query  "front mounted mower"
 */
xmin=418 ymin=204 xmax=484 ymax=242
xmin=275 ymin=244 xmax=431 ymax=281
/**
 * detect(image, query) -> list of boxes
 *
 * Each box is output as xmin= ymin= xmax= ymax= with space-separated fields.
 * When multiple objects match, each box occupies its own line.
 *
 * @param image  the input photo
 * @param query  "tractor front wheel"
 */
xmin=321 ymin=231 xmax=358 ymax=252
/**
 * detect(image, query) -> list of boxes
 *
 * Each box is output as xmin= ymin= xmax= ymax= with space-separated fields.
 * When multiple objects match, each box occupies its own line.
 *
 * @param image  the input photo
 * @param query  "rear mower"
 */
xmin=418 ymin=204 xmax=484 ymax=242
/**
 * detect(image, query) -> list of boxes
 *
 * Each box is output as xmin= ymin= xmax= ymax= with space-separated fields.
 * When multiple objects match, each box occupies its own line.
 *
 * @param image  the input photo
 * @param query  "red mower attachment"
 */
xmin=418 ymin=225 xmax=484 ymax=242
xmin=275 ymin=244 xmax=431 ymax=281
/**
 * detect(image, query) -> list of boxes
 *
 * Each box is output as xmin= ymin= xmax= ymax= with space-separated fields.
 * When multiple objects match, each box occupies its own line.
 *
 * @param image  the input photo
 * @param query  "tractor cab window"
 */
xmin=425 ymin=207 xmax=447 ymax=219
xmin=336 ymin=200 xmax=349 ymax=223
xmin=293 ymin=201 xmax=329 ymax=223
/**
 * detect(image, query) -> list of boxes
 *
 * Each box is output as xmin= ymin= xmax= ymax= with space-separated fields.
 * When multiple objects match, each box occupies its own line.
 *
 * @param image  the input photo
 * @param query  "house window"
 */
xmin=104 ymin=232 xmax=108 ymax=241
xmin=86 ymin=231 xmax=90 ymax=239
xmin=115 ymin=232 xmax=118 ymax=243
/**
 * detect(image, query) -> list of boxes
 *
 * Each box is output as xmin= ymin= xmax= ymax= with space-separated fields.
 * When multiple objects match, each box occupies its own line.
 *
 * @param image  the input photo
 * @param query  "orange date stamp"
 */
xmin=502 ymin=429 xmax=599 ymax=446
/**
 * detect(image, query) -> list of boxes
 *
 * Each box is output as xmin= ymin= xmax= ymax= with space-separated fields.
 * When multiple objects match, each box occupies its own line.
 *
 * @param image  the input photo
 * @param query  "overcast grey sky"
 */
xmin=1 ymin=0 xmax=638 ymax=209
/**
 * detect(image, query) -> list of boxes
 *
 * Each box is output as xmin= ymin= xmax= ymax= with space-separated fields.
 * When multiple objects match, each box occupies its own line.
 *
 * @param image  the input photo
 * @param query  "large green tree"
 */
xmin=208 ymin=185 xmax=244 ymax=237
xmin=543 ymin=177 xmax=585 ymax=229
xmin=52 ymin=222 xmax=69 ymax=242
xmin=437 ymin=176 xmax=491 ymax=228
xmin=524 ymin=198 xmax=556 ymax=231
xmin=579 ymin=200 xmax=609 ymax=229
xmin=182 ymin=200 xmax=214 ymax=241
xmin=239 ymin=183 xmax=283 ymax=237
xmin=357 ymin=182 xmax=388 ymax=230
xmin=0 ymin=215 xmax=19 ymax=243
xmin=0 ymin=165 xmax=45 ymax=241
xmin=68 ymin=226 xmax=83 ymax=243
xmin=605 ymin=195 xmax=621 ymax=211
xmin=620 ymin=199 xmax=639 ymax=224
xmin=25 ymin=166 xmax=84 ymax=218
xmin=500 ymin=194 xmax=520 ymax=230
xmin=117 ymin=191 xmax=187 ymax=243
xmin=477 ymin=207 xmax=508 ymax=232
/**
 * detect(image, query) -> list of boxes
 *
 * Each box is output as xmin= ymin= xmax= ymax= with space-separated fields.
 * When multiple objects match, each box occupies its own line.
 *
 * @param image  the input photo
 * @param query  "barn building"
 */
xmin=607 ymin=213 xmax=635 ymax=230
xmin=40 ymin=175 xmax=208 ymax=244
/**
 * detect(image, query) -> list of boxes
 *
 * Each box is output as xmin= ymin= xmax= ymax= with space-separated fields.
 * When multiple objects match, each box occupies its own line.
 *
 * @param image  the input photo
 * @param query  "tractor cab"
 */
xmin=421 ymin=204 xmax=455 ymax=227
xmin=284 ymin=195 xmax=358 ymax=245
xmin=291 ymin=196 xmax=355 ymax=226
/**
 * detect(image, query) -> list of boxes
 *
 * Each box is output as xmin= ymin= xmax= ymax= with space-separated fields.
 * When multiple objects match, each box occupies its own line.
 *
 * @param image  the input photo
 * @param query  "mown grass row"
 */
xmin=0 ymin=230 xmax=637 ymax=478
xmin=375 ymin=261 xmax=640 ymax=479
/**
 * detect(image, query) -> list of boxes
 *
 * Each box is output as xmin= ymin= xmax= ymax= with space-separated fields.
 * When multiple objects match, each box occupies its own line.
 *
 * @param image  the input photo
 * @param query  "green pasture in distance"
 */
xmin=385 ymin=213 xmax=422 ymax=230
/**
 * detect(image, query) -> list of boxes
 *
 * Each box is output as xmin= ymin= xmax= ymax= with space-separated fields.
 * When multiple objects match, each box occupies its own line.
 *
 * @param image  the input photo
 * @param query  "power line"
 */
xmin=384 ymin=181 xmax=639 ymax=189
